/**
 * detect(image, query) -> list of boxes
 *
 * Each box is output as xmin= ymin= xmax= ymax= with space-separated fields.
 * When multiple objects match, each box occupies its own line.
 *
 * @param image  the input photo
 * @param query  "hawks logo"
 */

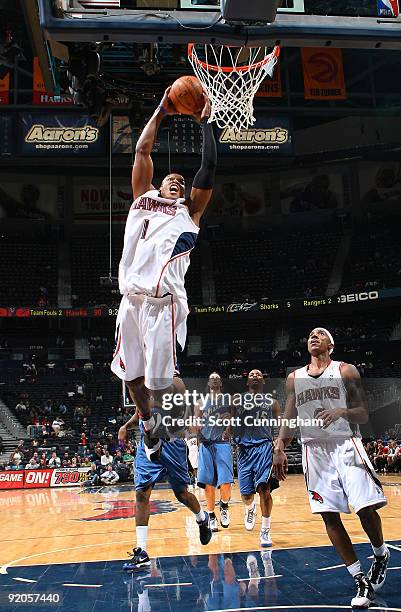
xmin=310 ymin=490 xmax=324 ymax=504
xmin=79 ymin=499 xmax=178 ymax=521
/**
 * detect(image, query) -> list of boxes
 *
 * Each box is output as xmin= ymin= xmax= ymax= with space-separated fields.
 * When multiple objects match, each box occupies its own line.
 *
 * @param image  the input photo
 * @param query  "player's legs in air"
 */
xmin=124 ymin=436 xmax=212 ymax=570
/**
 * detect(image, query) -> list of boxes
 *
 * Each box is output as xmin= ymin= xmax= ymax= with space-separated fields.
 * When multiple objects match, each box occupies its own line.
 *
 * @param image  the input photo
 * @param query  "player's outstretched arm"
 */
xmin=189 ymin=95 xmax=217 ymax=226
xmin=132 ymin=87 xmax=178 ymax=199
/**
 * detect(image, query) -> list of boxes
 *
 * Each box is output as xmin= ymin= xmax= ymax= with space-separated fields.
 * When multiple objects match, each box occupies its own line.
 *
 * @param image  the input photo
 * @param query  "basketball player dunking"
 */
xmin=273 ymin=328 xmax=389 ymax=608
xmin=115 ymin=88 xmax=217 ymax=568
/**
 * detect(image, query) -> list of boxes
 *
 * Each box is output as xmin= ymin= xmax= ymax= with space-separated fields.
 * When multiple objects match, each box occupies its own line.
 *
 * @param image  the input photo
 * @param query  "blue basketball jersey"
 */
xmin=234 ymin=392 xmax=273 ymax=446
xmin=200 ymin=394 xmax=231 ymax=443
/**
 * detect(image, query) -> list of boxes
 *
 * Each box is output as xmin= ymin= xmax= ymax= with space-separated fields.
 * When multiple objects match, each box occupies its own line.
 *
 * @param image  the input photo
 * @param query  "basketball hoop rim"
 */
xmin=188 ymin=43 xmax=280 ymax=74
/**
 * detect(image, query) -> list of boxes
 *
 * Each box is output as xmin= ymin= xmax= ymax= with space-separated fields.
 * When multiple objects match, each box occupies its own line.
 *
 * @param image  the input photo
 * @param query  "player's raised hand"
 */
xmin=159 ymin=86 xmax=180 ymax=115
xmin=191 ymin=93 xmax=211 ymax=123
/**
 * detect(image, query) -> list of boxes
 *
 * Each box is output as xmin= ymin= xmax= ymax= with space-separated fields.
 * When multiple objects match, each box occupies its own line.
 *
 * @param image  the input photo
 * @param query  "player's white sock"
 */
xmin=261 ymin=516 xmax=271 ymax=530
xmin=196 ymin=510 xmax=206 ymax=523
xmin=143 ymin=416 xmax=155 ymax=432
xmin=372 ymin=543 xmax=387 ymax=557
xmin=136 ymin=526 xmax=148 ymax=551
xmin=347 ymin=560 xmax=362 ymax=577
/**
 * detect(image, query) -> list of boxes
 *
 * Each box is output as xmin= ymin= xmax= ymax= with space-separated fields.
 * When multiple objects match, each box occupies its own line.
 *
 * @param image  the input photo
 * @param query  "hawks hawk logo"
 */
xmin=79 ymin=499 xmax=179 ymax=521
xmin=310 ymin=490 xmax=324 ymax=504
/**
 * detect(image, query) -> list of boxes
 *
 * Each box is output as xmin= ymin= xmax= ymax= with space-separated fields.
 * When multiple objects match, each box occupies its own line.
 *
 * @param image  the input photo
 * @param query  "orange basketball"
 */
xmin=169 ymin=75 xmax=204 ymax=115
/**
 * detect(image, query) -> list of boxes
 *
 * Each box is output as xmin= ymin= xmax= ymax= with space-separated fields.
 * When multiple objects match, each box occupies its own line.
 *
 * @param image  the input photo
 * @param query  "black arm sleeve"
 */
xmin=192 ymin=119 xmax=217 ymax=190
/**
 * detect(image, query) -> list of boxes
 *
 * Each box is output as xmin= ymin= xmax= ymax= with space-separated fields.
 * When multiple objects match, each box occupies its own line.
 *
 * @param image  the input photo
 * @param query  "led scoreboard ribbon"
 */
xmin=1 ymin=288 xmax=400 ymax=318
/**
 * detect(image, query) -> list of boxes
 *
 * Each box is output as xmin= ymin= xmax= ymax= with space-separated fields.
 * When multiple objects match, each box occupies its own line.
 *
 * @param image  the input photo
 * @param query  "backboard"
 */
xmin=39 ymin=0 xmax=401 ymax=48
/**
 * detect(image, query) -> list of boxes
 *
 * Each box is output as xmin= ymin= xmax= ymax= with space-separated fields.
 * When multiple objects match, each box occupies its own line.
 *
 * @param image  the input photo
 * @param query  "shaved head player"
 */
xmin=274 ymin=328 xmax=389 ymax=608
xmin=115 ymin=88 xmax=217 ymax=568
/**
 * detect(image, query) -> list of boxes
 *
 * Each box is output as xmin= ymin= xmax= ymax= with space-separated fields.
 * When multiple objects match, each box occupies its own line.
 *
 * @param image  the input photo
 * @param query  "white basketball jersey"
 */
xmin=119 ymin=190 xmax=199 ymax=301
xmin=294 ymin=360 xmax=360 ymax=443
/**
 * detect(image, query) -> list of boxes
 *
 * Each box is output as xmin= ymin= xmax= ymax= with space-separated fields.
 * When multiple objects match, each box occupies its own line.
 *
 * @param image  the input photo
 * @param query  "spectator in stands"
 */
xmin=16 ymin=440 xmax=29 ymax=459
xmin=52 ymin=417 xmax=64 ymax=437
xmin=9 ymin=448 xmax=23 ymax=466
xmin=83 ymin=361 xmax=94 ymax=376
xmin=81 ymin=455 xmax=92 ymax=467
xmin=15 ymin=400 xmax=27 ymax=413
xmin=58 ymin=401 xmax=68 ymax=415
xmin=387 ymin=440 xmax=400 ymax=472
xmin=43 ymin=399 xmax=53 ymax=415
xmin=48 ymin=451 xmax=61 ymax=468
xmin=39 ymin=457 xmax=47 ymax=469
xmin=101 ymin=449 xmax=113 ymax=468
xmin=100 ymin=464 xmax=119 ymax=485
xmin=373 ymin=441 xmax=389 ymax=473
xmin=63 ymin=452 xmax=71 ymax=467
xmin=81 ymin=432 xmax=87 ymax=447
xmin=90 ymin=424 xmax=101 ymax=439
xmin=92 ymin=445 xmax=103 ymax=463
xmin=26 ymin=453 xmax=40 ymax=469
xmin=46 ymin=360 xmax=56 ymax=374
xmin=83 ymin=463 xmax=100 ymax=487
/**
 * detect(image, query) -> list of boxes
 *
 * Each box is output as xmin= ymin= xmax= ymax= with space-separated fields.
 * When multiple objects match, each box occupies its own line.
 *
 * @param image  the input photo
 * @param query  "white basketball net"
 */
xmin=188 ymin=44 xmax=280 ymax=132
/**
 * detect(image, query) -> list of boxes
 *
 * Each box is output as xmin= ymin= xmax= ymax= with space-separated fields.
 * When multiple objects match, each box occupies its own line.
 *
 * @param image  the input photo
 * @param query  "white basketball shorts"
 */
xmin=111 ymin=294 xmax=179 ymax=390
xmin=302 ymin=437 xmax=387 ymax=514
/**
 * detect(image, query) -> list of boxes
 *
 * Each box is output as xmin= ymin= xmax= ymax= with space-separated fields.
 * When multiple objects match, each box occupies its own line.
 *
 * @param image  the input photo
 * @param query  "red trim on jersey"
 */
xmin=305 ymin=445 xmax=309 ymax=490
xmin=113 ymin=331 xmax=121 ymax=359
xmin=351 ymin=436 xmax=384 ymax=491
xmin=155 ymin=249 xmax=193 ymax=297
xmin=171 ymin=295 xmax=176 ymax=367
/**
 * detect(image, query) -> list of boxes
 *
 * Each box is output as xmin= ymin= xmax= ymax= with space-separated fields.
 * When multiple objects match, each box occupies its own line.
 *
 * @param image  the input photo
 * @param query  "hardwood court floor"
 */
xmin=1 ymin=474 xmax=400 ymax=572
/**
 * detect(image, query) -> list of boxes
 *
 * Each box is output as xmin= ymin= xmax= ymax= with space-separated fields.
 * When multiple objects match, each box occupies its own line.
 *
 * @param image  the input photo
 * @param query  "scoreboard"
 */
xmin=112 ymin=115 xmax=202 ymax=155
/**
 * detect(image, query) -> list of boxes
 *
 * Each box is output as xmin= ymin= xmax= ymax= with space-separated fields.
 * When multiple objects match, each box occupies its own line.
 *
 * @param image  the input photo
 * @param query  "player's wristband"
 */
xmin=158 ymin=104 xmax=168 ymax=116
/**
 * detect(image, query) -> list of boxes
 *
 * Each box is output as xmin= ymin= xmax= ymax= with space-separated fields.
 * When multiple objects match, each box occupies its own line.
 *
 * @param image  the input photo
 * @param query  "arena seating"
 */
xmin=0 ymin=233 xmax=58 ymax=306
xmin=211 ymin=228 xmax=341 ymax=302
xmin=341 ymin=221 xmax=401 ymax=291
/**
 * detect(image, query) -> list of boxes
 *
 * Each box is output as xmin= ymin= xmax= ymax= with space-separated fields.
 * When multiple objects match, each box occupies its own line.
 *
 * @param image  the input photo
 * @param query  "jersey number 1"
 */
xmin=141 ymin=219 xmax=150 ymax=239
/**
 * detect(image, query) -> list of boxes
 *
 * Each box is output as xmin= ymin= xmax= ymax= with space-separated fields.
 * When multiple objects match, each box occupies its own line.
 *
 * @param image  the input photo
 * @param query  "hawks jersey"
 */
xmin=294 ymin=360 xmax=360 ymax=444
xmin=119 ymin=190 xmax=199 ymax=302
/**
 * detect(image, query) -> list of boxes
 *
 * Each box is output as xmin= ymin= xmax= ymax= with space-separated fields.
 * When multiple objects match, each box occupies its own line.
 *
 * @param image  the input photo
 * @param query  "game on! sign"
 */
xmin=24 ymin=469 xmax=53 ymax=489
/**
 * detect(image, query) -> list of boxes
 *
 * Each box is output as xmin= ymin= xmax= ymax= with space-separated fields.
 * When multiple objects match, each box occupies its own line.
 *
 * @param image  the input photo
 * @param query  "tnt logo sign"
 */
xmin=378 ymin=0 xmax=399 ymax=16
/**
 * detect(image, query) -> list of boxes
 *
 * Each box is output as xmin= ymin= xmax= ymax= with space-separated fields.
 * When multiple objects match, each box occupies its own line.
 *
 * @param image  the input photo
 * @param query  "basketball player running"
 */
xmin=195 ymin=372 xmax=234 ymax=532
xmin=113 ymin=88 xmax=217 ymax=567
xmin=273 ymin=328 xmax=389 ymax=608
xmin=235 ymin=369 xmax=281 ymax=547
